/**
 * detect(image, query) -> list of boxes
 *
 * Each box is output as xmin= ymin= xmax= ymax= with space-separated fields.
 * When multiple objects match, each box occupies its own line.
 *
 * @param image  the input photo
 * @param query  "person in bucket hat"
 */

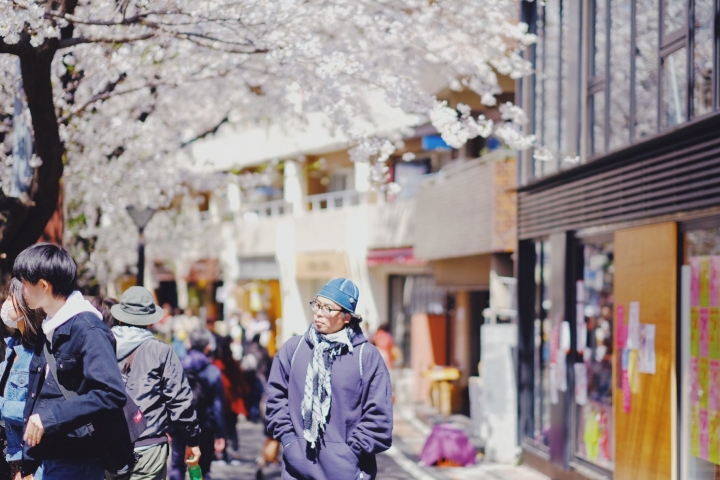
xmin=106 ymin=286 xmax=201 ymax=480
xmin=266 ymin=278 xmax=393 ymax=480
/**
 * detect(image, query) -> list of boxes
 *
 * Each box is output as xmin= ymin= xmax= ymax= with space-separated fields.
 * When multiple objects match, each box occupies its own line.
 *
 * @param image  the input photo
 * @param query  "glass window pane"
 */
xmin=575 ymin=243 xmax=614 ymax=470
xmin=693 ymin=0 xmax=713 ymax=117
xmin=590 ymin=90 xmax=605 ymax=156
xmin=608 ymin=0 xmax=631 ymax=150
xmin=543 ymin=0 xmax=561 ymax=175
xmin=592 ymin=0 xmax=607 ymax=78
xmin=634 ymin=0 xmax=659 ymax=139
xmin=664 ymin=0 xmax=686 ymax=36
xmin=560 ymin=1 xmax=573 ymax=158
xmin=534 ymin=4 xmax=546 ymax=178
xmin=661 ymin=48 xmax=688 ymax=130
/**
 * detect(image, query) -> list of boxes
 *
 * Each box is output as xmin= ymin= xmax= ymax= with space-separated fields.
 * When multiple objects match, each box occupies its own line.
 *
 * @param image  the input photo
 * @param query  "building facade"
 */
xmin=518 ymin=1 xmax=720 ymax=479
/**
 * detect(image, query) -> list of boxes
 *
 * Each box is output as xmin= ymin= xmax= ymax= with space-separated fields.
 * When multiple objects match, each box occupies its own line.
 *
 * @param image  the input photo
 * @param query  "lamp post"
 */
xmin=126 ymin=206 xmax=157 ymax=287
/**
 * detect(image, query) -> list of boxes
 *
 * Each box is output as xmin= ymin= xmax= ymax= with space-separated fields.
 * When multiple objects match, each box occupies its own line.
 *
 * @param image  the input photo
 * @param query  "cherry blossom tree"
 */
xmin=0 ymin=0 xmax=534 ymax=281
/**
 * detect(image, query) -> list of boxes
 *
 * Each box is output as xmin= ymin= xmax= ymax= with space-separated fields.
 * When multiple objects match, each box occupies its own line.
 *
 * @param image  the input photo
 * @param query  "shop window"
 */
xmin=533 ymin=240 xmax=552 ymax=448
xmin=661 ymin=47 xmax=688 ymax=130
xmin=574 ymin=242 xmax=614 ymax=471
xmin=692 ymin=0 xmax=713 ymax=117
xmin=681 ymin=226 xmax=720 ymax=478
xmin=634 ymin=0 xmax=659 ymax=139
xmin=608 ymin=0 xmax=631 ymax=150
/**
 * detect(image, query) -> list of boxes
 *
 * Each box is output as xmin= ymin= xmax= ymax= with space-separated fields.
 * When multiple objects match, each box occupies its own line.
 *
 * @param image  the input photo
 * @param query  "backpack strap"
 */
xmin=289 ymin=335 xmax=304 ymax=367
xmin=358 ymin=343 xmax=366 ymax=378
xmin=0 ymin=347 xmax=17 ymax=395
xmin=44 ymin=341 xmax=78 ymax=400
xmin=120 ymin=344 xmax=143 ymax=384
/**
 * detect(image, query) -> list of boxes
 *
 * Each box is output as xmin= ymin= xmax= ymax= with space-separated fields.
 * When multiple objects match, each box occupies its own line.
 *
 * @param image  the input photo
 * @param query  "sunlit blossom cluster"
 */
xmin=0 ymin=0 xmax=536 ymax=284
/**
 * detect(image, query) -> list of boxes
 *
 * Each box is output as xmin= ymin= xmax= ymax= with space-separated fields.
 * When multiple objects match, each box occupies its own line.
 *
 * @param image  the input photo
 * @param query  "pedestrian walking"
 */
xmin=211 ymin=334 xmax=246 ymax=462
xmin=106 ymin=286 xmax=201 ymax=480
xmin=169 ymin=329 xmax=226 ymax=480
xmin=14 ymin=243 xmax=128 ymax=480
xmin=0 ymin=279 xmax=44 ymax=480
xmin=266 ymin=278 xmax=393 ymax=480
xmin=371 ymin=323 xmax=398 ymax=370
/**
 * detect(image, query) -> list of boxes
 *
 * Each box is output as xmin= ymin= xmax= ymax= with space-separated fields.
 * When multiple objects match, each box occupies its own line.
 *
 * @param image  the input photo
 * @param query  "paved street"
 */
xmin=207 ymin=413 xmax=548 ymax=480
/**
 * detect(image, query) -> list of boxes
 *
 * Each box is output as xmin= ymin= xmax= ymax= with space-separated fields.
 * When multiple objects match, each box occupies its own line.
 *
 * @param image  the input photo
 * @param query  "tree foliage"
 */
xmin=0 ymin=0 xmax=534 ymax=283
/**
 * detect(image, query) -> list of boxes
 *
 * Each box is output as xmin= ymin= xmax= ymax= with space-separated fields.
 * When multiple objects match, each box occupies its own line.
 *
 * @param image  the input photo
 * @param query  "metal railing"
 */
xmin=243 ymin=199 xmax=293 ymax=217
xmin=306 ymin=190 xmax=366 ymax=212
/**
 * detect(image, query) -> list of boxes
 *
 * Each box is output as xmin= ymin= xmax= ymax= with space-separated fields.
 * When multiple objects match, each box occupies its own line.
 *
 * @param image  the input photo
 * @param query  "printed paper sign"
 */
xmin=622 ymin=369 xmax=631 ymax=413
xmin=616 ymin=304 xmax=627 ymax=349
xmin=710 ymin=360 xmax=720 ymax=411
xmin=711 ymin=256 xmax=720 ymax=307
xmin=700 ymin=358 xmax=710 ymax=409
xmin=692 ymin=308 xmax=701 ymax=357
xmin=701 ymin=408 xmax=709 ymax=460
xmin=692 ymin=405 xmax=700 ymax=457
xmin=701 ymin=308 xmax=710 ymax=358
xmin=710 ymin=308 xmax=720 ymax=359
xmin=692 ymin=357 xmax=700 ymax=404
xmin=639 ymin=324 xmax=656 ymax=374
xmin=628 ymin=302 xmax=640 ymax=349
xmin=692 ymin=257 xmax=701 ymax=307
xmin=702 ymin=257 xmax=711 ymax=307
xmin=710 ymin=411 xmax=720 ymax=464
xmin=574 ymin=363 xmax=588 ymax=406
xmin=629 ymin=350 xmax=640 ymax=394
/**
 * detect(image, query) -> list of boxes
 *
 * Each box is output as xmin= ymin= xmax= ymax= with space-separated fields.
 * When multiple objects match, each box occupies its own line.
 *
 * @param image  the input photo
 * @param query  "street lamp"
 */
xmin=126 ymin=206 xmax=157 ymax=287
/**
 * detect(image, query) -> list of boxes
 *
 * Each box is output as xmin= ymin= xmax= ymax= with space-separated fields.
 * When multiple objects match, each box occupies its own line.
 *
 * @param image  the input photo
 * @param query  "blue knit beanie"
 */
xmin=317 ymin=278 xmax=359 ymax=313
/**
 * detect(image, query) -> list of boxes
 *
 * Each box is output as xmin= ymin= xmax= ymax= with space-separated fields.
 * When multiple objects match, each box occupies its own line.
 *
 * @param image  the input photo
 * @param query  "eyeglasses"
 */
xmin=309 ymin=300 xmax=344 ymax=316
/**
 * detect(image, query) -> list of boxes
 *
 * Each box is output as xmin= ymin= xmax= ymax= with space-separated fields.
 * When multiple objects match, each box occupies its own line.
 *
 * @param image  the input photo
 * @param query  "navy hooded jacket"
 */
xmin=266 ymin=328 xmax=393 ymax=480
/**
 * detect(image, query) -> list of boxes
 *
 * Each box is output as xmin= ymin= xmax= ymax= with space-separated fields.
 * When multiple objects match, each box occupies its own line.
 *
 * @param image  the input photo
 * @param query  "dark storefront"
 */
xmin=518 ymin=0 xmax=720 ymax=478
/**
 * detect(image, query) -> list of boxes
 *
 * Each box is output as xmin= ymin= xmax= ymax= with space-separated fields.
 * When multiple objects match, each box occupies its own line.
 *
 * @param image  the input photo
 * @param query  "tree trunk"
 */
xmin=0 ymin=40 xmax=63 ymax=273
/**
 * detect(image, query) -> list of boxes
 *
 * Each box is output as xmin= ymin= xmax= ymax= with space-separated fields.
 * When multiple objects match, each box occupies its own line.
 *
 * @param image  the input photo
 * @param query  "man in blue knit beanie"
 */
xmin=266 ymin=278 xmax=393 ymax=480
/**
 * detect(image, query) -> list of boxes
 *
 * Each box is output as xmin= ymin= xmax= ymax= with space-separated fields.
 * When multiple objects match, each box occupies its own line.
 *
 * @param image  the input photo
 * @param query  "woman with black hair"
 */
xmin=0 ymin=278 xmax=44 ymax=480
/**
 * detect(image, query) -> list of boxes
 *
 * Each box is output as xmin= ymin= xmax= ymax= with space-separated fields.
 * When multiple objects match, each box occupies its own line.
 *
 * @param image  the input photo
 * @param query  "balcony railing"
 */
xmin=306 ymin=190 xmax=366 ymax=212
xmin=243 ymin=199 xmax=293 ymax=218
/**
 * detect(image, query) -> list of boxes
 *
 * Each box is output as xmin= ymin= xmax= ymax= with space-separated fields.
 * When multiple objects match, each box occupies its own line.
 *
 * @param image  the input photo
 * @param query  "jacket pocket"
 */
xmin=7 ymin=372 xmax=28 ymax=401
xmin=281 ymin=437 xmax=305 ymax=478
xmin=55 ymin=353 xmax=82 ymax=391
xmin=319 ymin=441 xmax=361 ymax=480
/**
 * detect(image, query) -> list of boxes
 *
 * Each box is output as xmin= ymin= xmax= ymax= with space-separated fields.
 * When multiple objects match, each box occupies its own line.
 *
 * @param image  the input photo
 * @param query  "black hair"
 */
xmin=89 ymin=296 xmax=119 ymax=329
xmin=7 ymin=278 xmax=42 ymax=348
xmin=13 ymin=243 xmax=78 ymax=298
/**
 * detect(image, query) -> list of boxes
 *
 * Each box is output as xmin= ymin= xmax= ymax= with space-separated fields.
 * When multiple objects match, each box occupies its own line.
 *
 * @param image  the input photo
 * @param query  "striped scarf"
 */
xmin=301 ymin=325 xmax=354 ymax=449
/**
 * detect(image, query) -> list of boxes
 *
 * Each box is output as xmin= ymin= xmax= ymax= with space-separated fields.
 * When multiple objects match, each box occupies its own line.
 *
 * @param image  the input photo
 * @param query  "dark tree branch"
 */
xmin=58 ymin=32 xmax=155 ymax=49
xmin=180 ymin=115 xmax=230 ymax=148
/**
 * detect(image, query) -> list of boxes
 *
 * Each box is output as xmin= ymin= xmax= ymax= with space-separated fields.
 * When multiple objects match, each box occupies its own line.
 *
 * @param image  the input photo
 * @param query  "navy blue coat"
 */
xmin=21 ymin=312 xmax=127 ymax=474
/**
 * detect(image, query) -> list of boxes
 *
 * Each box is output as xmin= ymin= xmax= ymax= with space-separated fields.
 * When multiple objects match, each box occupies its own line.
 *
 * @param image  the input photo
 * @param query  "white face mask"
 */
xmin=1 ymin=301 xmax=18 ymax=329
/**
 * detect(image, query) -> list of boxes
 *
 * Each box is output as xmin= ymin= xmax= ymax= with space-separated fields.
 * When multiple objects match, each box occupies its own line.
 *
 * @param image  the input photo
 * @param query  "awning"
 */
xmin=367 ymin=248 xmax=428 ymax=267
